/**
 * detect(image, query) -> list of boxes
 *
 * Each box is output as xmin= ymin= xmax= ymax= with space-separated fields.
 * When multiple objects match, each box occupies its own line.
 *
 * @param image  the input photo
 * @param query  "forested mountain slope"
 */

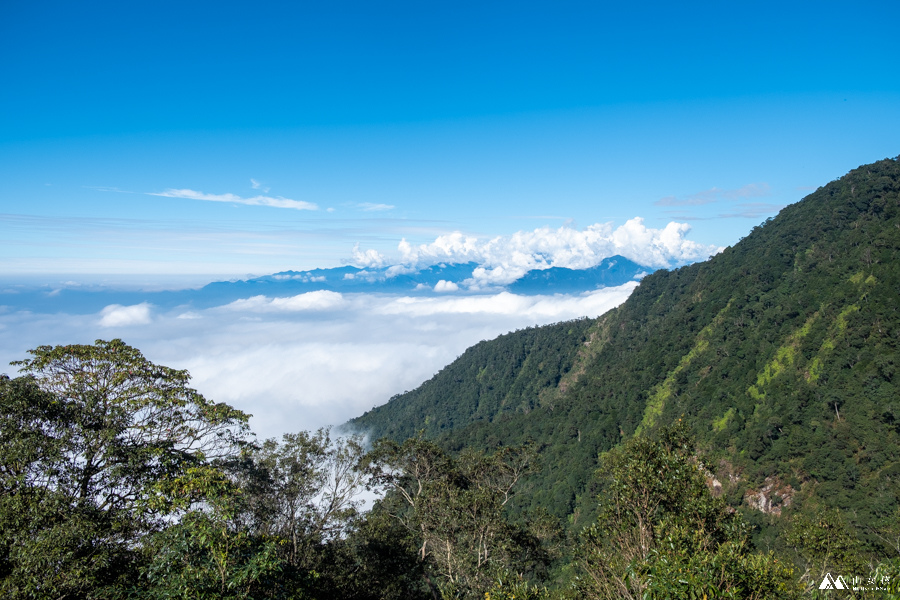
xmin=350 ymin=318 xmax=596 ymax=441
xmin=351 ymin=157 xmax=900 ymax=537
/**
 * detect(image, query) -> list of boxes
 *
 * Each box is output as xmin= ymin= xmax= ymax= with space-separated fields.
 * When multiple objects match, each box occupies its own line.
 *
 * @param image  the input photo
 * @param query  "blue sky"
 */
xmin=3 ymin=0 xmax=899 ymax=283
xmin=2 ymin=1 xmax=900 ymax=436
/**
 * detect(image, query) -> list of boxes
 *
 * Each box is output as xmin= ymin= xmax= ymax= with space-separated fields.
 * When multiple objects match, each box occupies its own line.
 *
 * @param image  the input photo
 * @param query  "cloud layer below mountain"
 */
xmin=0 ymin=220 xmax=715 ymax=439
xmin=0 ymin=285 xmax=637 ymax=440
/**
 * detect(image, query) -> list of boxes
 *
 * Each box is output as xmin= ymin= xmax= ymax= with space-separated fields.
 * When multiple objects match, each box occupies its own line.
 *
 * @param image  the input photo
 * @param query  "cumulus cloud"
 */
xmin=433 ymin=280 xmax=459 ymax=292
xmin=351 ymin=244 xmax=387 ymax=269
xmin=151 ymin=188 xmax=318 ymax=211
xmin=353 ymin=219 xmax=718 ymax=287
xmin=99 ymin=303 xmax=152 ymax=327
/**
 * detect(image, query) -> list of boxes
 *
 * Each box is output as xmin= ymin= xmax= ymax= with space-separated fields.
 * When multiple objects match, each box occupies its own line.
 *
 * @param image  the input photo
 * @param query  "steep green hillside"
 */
xmin=352 ymin=318 xmax=596 ymax=440
xmin=351 ymin=157 xmax=900 ymax=541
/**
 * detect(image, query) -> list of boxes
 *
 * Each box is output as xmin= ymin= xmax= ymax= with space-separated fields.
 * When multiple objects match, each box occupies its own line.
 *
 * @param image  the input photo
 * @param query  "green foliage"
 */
xmin=351 ymin=319 xmax=595 ymax=441
xmin=368 ymin=436 xmax=546 ymax=598
xmin=323 ymin=506 xmax=431 ymax=599
xmin=483 ymin=571 xmax=559 ymax=599
xmin=0 ymin=375 xmax=138 ymax=598
xmin=786 ymin=509 xmax=868 ymax=593
xmin=140 ymin=482 xmax=284 ymax=600
xmin=10 ymin=339 xmax=251 ymax=527
xmin=350 ymin=157 xmax=900 ymax=544
xmin=0 ymin=340 xmax=252 ymax=598
xmin=0 ymin=484 xmax=137 ymax=599
xmin=872 ymin=559 xmax=900 ymax=598
xmin=230 ymin=428 xmax=369 ymax=569
xmin=576 ymin=424 xmax=802 ymax=599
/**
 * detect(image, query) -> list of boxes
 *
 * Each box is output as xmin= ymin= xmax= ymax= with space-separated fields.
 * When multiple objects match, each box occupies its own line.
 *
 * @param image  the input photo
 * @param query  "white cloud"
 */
xmin=433 ymin=280 xmax=459 ymax=292
xmin=0 ymin=285 xmax=637 ymax=441
xmin=250 ymin=179 xmax=270 ymax=193
xmin=151 ymin=188 xmax=318 ymax=211
xmin=377 ymin=285 xmax=636 ymax=320
xmin=220 ymin=291 xmax=345 ymax=313
xmin=99 ymin=303 xmax=152 ymax=327
xmin=354 ymin=219 xmax=718 ymax=286
xmin=351 ymin=244 xmax=386 ymax=268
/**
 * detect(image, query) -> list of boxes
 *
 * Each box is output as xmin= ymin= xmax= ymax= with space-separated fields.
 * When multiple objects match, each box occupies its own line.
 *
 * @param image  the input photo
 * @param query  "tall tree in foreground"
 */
xmin=0 ymin=339 xmax=251 ymax=598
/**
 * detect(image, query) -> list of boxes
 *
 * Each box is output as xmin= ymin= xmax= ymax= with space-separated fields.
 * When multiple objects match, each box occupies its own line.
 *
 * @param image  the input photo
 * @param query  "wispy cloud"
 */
xmin=0 ymin=212 xmax=467 ymax=279
xmin=358 ymin=203 xmax=395 ymax=212
xmin=151 ymin=188 xmax=318 ymax=211
xmin=99 ymin=303 xmax=152 ymax=327
xmin=717 ymin=202 xmax=785 ymax=219
xmin=656 ymin=183 xmax=770 ymax=207
xmin=86 ymin=186 xmax=136 ymax=194
xmin=663 ymin=201 xmax=786 ymax=221
xmin=250 ymin=179 xmax=270 ymax=193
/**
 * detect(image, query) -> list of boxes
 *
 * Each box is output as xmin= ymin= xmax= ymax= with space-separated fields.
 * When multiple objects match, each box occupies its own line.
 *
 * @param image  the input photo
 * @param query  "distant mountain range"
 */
xmin=0 ymin=256 xmax=651 ymax=315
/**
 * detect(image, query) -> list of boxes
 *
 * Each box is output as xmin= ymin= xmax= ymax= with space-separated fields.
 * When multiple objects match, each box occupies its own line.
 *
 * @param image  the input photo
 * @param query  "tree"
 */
xmin=786 ymin=509 xmax=867 ymax=594
xmin=139 ymin=466 xmax=284 ymax=600
xmin=140 ymin=428 xmax=382 ymax=600
xmin=0 ymin=373 xmax=144 ymax=598
xmin=298 ymin=505 xmax=432 ymax=600
xmin=367 ymin=437 xmax=541 ymax=598
xmin=576 ymin=423 xmax=801 ymax=600
xmin=231 ymin=428 xmax=369 ymax=569
xmin=10 ymin=339 xmax=250 ymax=526
xmin=1 ymin=339 xmax=251 ymax=596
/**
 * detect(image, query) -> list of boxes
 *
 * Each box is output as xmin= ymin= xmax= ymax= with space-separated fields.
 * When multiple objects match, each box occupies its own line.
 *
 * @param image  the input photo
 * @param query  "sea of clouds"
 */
xmin=0 ymin=285 xmax=637 ymax=441
xmin=0 ymin=220 xmax=720 ymax=441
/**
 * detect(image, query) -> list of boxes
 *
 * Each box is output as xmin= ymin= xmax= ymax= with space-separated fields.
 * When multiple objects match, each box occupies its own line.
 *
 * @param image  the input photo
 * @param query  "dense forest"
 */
xmin=3 ymin=158 xmax=900 ymax=598
xmin=353 ymin=157 xmax=900 ymax=532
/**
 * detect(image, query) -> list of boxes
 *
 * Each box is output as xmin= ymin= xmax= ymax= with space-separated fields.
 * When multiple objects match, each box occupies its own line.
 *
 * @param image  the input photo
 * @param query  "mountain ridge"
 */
xmin=0 ymin=255 xmax=652 ymax=315
xmin=349 ymin=157 xmax=900 ymax=542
